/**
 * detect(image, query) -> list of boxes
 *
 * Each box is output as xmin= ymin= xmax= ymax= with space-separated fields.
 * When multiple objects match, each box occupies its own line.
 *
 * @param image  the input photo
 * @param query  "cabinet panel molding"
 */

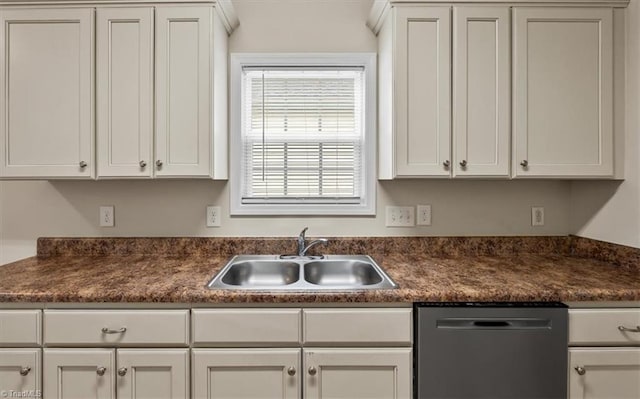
xmin=393 ymin=6 xmax=451 ymax=177
xmin=453 ymin=6 xmax=510 ymax=177
xmin=569 ymin=348 xmax=640 ymax=399
xmin=0 ymin=348 xmax=41 ymax=395
xmin=304 ymin=348 xmax=412 ymax=399
xmin=155 ymin=6 xmax=212 ymax=178
xmin=117 ymin=349 xmax=189 ymax=399
xmin=44 ymin=348 xmax=116 ymax=399
xmin=0 ymin=8 xmax=94 ymax=179
xmin=192 ymin=348 xmax=301 ymax=399
xmin=96 ymin=7 xmax=154 ymax=178
xmin=513 ymin=7 xmax=614 ymax=178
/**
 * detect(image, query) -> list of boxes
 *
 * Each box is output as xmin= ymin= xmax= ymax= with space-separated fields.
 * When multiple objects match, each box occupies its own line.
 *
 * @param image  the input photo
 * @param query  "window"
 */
xmin=230 ymin=54 xmax=376 ymax=215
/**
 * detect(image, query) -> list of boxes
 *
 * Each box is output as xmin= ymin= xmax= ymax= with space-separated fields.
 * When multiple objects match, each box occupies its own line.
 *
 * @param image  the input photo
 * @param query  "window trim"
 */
xmin=229 ymin=53 xmax=377 ymax=216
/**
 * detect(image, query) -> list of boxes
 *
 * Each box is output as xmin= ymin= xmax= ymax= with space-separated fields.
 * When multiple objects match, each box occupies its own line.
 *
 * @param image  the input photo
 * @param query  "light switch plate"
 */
xmin=386 ymin=206 xmax=415 ymax=227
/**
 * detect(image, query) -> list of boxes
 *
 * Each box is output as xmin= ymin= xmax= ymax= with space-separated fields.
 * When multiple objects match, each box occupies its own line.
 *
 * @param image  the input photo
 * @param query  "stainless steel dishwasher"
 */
xmin=415 ymin=302 xmax=568 ymax=399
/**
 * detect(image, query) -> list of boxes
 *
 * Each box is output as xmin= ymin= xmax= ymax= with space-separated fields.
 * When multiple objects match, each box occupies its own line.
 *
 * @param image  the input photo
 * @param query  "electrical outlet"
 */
xmin=417 ymin=205 xmax=432 ymax=226
xmin=207 ymin=206 xmax=221 ymax=227
xmin=385 ymin=206 xmax=415 ymax=227
xmin=99 ymin=206 xmax=114 ymax=227
xmin=531 ymin=206 xmax=545 ymax=226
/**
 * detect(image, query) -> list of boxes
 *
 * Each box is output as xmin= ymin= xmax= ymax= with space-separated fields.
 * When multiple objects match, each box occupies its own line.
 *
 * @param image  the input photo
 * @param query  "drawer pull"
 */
xmin=101 ymin=327 xmax=127 ymax=334
xmin=118 ymin=367 xmax=128 ymax=377
xmin=96 ymin=367 xmax=106 ymax=376
xmin=574 ymin=366 xmax=586 ymax=376
xmin=19 ymin=366 xmax=31 ymax=376
xmin=308 ymin=366 xmax=317 ymax=376
xmin=618 ymin=325 xmax=640 ymax=333
xmin=287 ymin=367 xmax=296 ymax=376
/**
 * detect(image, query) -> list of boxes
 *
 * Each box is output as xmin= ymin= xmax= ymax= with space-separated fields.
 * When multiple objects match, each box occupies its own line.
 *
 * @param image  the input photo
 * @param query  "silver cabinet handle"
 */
xmin=443 ymin=160 xmax=450 ymax=169
xmin=79 ymin=161 xmax=88 ymax=168
xmin=118 ymin=367 xmax=128 ymax=377
xmin=308 ymin=366 xmax=317 ymax=376
xmin=287 ymin=367 xmax=296 ymax=376
xmin=459 ymin=160 xmax=467 ymax=168
xmin=618 ymin=325 xmax=640 ymax=333
xmin=139 ymin=160 xmax=147 ymax=168
xmin=156 ymin=160 xmax=163 ymax=167
xmin=96 ymin=367 xmax=106 ymax=376
xmin=20 ymin=366 xmax=31 ymax=376
xmin=101 ymin=327 xmax=126 ymax=334
xmin=574 ymin=366 xmax=586 ymax=376
xmin=520 ymin=160 xmax=529 ymax=168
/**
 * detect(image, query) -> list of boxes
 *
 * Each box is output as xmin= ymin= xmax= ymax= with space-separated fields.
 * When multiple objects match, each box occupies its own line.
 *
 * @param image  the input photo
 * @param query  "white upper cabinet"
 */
xmin=379 ymin=6 xmax=451 ymax=178
xmin=0 ymin=8 xmax=94 ymax=179
xmin=96 ymin=8 xmax=154 ymax=178
xmin=374 ymin=2 xmax=621 ymax=180
xmin=453 ymin=7 xmax=510 ymax=178
xmin=0 ymin=3 xmax=234 ymax=180
xmin=155 ymin=6 xmax=213 ymax=178
xmin=513 ymin=7 xmax=614 ymax=178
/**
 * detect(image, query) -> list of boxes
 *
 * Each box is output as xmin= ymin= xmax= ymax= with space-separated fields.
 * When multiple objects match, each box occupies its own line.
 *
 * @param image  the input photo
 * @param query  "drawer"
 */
xmin=302 ymin=308 xmax=412 ymax=346
xmin=0 ymin=310 xmax=41 ymax=346
xmin=192 ymin=309 xmax=301 ymax=346
xmin=44 ymin=310 xmax=189 ymax=346
xmin=570 ymin=309 xmax=640 ymax=345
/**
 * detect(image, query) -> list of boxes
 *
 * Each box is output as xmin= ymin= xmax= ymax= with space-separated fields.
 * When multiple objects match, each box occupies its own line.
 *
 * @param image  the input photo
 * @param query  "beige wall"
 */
xmin=0 ymin=0 xmax=574 ymax=265
xmin=570 ymin=0 xmax=640 ymax=249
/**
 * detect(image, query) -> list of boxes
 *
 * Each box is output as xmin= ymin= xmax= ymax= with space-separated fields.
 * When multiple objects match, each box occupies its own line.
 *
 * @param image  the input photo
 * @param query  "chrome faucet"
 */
xmin=297 ymin=227 xmax=328 ymax=257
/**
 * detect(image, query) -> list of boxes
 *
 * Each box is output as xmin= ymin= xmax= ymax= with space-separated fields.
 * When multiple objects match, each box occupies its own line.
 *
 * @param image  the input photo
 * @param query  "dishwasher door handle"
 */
xmin=436 ymin=318 xmax=552 ymax=329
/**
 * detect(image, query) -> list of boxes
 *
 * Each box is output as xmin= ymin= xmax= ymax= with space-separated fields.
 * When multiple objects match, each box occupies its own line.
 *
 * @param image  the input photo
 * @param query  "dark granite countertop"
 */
xmin=0 ymin=236 xmax=638 ymax=303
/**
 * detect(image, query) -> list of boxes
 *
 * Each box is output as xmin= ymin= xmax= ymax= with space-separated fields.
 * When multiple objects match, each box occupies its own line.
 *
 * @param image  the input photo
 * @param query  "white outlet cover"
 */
xmin=417 ymin=205 xmax=432 ymax=226
xmin=207 ymin=206 xmax=221 ymax=227
xmin=531 ymin=206 xmax=545 ymax=226
xmin=99 ymin=206 xmax=114 ymax=227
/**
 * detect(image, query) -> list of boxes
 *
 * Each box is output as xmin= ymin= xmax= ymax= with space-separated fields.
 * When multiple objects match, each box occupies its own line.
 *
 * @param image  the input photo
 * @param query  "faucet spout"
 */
xmin=301 ymin=238 xmax=329 ymax=257
xmin=295 ymin=227 xmax=328 ymax=257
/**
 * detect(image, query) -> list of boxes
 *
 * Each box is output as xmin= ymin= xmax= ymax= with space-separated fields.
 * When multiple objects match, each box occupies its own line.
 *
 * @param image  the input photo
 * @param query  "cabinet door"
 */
xmin=96 ymin=8 xmax=153 ymax=178
xmin=393 ymin=7 xmax=451 ymax=177
xmin=155 ymin=6 xmax=212 ymax=178
xmin=513 ymin=7 xmax=613 ymax=178
xmin=117 ymin=349 xmax=188 ymax=399
xmin=192 ymin=348 xmax=301 ymax=399
xmin=0 ymin=349 xmax=41 ymax=396
xmin=44 ymin=348 xmax=115 ymax=399
xmin=569 ymin=348 xmax=640 ymax=399
xmin=304 ymin=348 xmax=412 ymax=399
xmin=0 ymin=8 xmax=94 ymax=179
xmin=453 ymin=7 xmax=510 ymax=178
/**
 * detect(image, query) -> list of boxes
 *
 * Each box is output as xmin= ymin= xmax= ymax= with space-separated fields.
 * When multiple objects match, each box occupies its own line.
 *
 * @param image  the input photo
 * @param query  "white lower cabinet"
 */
xmin=304 ymin=348 xmax=412 ymax=399
xmin=44 ymin=348 xmax=116 ymax=399
xmin=117 ymin=349 xmax=189 ymax=399
xmin=44 ymin=348 xmax=189 ymax=399
xmin=0 ymin=349 xmax=41 ymax=396
xmin=568 ymin=308 xmax=640 ymax=399
xmin=569 ymin=348 xmax=640 ymax=399
xmin=192 ymin=348 xmax=301 ymax=399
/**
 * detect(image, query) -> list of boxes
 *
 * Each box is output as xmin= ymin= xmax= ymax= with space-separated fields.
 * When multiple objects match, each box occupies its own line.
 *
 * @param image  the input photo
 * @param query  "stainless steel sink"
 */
xmin=207 ymin=255 xmax=397 ymax=291
xmin=304 ymin=260 xmax=383 ymax=286
xmin=220 ymin=261 xmax=299 ymax=287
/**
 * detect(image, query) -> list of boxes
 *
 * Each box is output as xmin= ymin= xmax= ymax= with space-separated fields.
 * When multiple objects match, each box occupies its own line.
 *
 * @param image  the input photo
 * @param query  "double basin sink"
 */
xmin=207 ymin=255 xmax=397 ymax=291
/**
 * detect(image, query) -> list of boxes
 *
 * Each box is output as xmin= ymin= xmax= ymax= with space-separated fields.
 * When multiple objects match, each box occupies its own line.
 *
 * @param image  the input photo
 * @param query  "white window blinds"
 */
xmin=241 ymin=68 xmax=365 ymax=204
